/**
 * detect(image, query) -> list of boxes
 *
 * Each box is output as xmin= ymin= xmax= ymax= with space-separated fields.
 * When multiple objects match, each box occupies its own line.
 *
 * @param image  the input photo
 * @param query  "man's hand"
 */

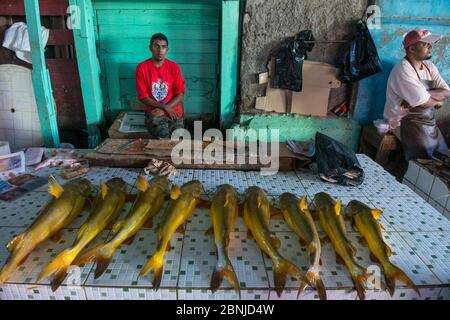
xmin=401 ymin=100 xmax=410 ymax=109
xmin=151 ymin=108 xmax=165 ymax=117
xmin=131 ymin=101 xmax=145 ymax=111
xmin=434 ymin=101 xmax=444 ymax=110
xmin=164 ymin=106 xmax=178 ymax=120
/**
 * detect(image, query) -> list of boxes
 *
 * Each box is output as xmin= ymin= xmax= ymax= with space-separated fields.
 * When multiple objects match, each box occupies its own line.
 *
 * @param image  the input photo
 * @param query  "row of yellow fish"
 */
xmin=0 ymin=177 xmax=419 ymax=300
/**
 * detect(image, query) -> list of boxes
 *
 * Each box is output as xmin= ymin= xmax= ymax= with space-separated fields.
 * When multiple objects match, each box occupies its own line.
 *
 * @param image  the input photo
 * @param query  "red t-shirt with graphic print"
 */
xmin=135 ymin=58 xmax=185 ymax=118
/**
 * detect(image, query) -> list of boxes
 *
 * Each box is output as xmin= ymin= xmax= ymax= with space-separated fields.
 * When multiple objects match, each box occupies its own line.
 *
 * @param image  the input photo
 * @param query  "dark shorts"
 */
xmin=145 ymin=113 xmax=184 ymax=139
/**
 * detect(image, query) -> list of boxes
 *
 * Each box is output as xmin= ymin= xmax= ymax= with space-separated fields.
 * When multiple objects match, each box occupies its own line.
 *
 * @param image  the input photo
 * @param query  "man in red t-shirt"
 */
xmin=134 ymin=33 xmax=185 ymax=138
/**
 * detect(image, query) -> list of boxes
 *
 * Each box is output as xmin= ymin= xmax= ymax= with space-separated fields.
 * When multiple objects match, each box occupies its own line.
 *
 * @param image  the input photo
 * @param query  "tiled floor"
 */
xmin=0 ymin=153 xmax=449 ymax=300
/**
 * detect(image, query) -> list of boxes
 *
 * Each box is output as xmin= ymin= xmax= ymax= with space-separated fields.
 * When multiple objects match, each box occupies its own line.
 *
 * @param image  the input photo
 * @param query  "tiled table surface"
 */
xmin=0 ymin=154 xmax=449 ymax=300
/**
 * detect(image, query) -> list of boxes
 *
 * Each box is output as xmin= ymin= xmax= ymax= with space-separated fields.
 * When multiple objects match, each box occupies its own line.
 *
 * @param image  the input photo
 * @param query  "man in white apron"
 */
xmin=383 ymin=29 xmax=450 ymax=160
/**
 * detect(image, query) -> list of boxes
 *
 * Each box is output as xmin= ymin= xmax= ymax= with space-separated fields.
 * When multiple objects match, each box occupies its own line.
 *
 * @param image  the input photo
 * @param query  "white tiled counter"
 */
xmin=0 ymin=155 xmax=449 ymax=300
xmin=403 ymin=160 xmax=450 ymax=220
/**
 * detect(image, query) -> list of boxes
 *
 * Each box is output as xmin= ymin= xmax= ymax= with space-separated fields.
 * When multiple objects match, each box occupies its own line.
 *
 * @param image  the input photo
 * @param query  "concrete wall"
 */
xmin=239 ymin=0 xmax=369 ymax=112
xmin=354 ymin=0 xmax=450 ymax=143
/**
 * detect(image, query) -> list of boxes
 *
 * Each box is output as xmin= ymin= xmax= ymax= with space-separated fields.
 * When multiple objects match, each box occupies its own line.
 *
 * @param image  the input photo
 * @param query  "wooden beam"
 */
xmin=69 ymin=0 xmax=104 ymax=148
xmin=220 ymin=0 xmax=240 ymax=129
xmin=24 ymin=0 xmax=60 ymax=147
xmin=1 ymin=0 xmax=69 ymax=16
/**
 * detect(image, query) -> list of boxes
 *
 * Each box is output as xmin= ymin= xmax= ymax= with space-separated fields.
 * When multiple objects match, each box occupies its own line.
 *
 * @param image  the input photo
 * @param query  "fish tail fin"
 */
xmin=38 ymin=248 xmax=76 ymax=283
xmin=50 ymin=268 xmax=69 ymax=292
xmin=0 ymin=264 xmax=12 ymax=287
xmin=383 ymin=261 xmax=420 ymax=297
xmin=211 ymin=259 xmax=240 ymax=295
xmin=304 ymin=269 xmax=327 ymax=300
xmin=0 ymin=255 xmax=20 ymax=287
xmin=139 ymin=250 xmax=164 ymax=291
xmin=73 ymin=244 xmax=116 ymax=279
xmin=274 ymin=258 xmax=310 ymax=298
xmin=351 ymin=264 xmax=368 ymax=300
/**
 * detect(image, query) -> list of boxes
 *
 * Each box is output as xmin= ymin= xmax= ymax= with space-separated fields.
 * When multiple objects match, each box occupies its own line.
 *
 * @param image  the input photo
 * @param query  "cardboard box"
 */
xmin=255 ymin=58 xmax=341 ymax=116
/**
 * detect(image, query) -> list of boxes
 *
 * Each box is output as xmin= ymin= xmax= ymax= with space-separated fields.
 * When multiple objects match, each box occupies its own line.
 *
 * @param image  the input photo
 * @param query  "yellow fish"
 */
xmin=206 ymin=184 xmax=240 ymax=294
xmin=279 ymin=193 xmax=327 ymax=300
xmin=243 ymin=186 xmax=310 ymax=297
xmin=345 ymin=200 xmax=420 ymax=297
xmin=313 ymin=192 xmax=368 ymax=300
xmin=38 ymin=177 xmax=127 ymax=291
xmin=74 ymin=176 xmax=169 ymax=279
xmin=0 ymin=177 xmax=92 ymax=287
xmin=139 ymin=180 xmax=204 ymax=290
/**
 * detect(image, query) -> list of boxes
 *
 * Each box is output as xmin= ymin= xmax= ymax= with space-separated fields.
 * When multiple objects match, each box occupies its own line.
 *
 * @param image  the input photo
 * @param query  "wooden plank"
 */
xmin=24 ymin=0 xmax=60 ymax=147
xmin=101 ymin=53 xmax=218 ymax=65
xmin=93 ymin=0 xmax=221 ymax=10
xmin=1 ymin=0 xmax=69 ymax=16
xmin=105 ymin=59 xmax=121 ymax=110
xmin=99 ymin=24 xmax=219 ymax=40
xmin=47 ymin=30 xmax=74 ymax=45
xmin=100 ymin=39 xmax=219 ymax=54
xmin=220 ymin=0 xmax=240 ymax=129
xmin=48 ymin=73 xmax=81 ymax=86
xmin=46 ymin=59 xmax=78 ymax=74
xmin=118 ymin=63 xmax=218 ymax=79
xmin=69 ymin=0 xmax=103 ymax=148
xmin=97 ymin=9 xmax=219 ymax=25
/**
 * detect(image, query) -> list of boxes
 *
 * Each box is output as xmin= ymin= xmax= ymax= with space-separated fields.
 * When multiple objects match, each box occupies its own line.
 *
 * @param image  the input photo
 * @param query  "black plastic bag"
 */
xmin=272 ymin=30 xmax=315 ymax=92
xmin=315 ymin=132 xmax=364 ymax=186
xmin=340 ymin=20 xmax=381 ymax=83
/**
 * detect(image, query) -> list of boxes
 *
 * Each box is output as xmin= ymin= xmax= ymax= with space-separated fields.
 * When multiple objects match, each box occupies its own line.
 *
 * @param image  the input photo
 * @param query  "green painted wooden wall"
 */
xmin=92 ymin=0 xmax=221 ymax=126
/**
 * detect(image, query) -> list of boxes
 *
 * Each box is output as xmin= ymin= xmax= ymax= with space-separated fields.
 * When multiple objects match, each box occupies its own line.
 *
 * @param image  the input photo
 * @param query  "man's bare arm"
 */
xmin=428 ymin=88 xmax=450 ymax=102
xmin=139 ymin=97 xmax=166 ymax=109
xmin=165 ymin=94 xmax=184 ymax=109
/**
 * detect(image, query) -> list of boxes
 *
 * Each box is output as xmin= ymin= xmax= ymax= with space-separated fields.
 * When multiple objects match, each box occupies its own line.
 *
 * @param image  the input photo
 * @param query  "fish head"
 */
xmin=151 ymin=175 xmax=170 ymax=192
xmin=312 ymin=192 xmax=333 ymax=209
xmin=345 ymin=200 xmax=368 ymax=216
xmin=181 ymin=180 xmax=204 ymax=197
xmin=106 ymin=177 xmax=127 ymax=191
xmin=73 ymin=178 xmax=93 ymax=196
xmin=244 ymin=186 xmax=266 ymax=197
xmin=279 ymin=192 xmax=296 ymax=207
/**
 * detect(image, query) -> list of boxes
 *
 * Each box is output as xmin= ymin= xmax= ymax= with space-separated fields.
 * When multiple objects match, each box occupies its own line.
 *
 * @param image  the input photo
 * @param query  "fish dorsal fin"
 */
xmin=298 ymin=196 xmax=308 ymax=212
xmin=335 ymin=200 xmax=342 ymax=216
xmin=101 ymin=183 xmax=108 ymax=200
xmin=257 ymin=195 xmax=263 ymax=209
xmin=48 ymin=176 xmax=64 ymax=198
xmin=112 ymin=220 xmax=125 ymax=235
xmin=371 ymin=209 xmax=383 ymax=220
xmin=224 ymin=193 xmax=231 ymax=208
xmin=170 ymin=184 xmax=182 ymax=200
xmin=136 ymin=175 xmax=149 ymax=192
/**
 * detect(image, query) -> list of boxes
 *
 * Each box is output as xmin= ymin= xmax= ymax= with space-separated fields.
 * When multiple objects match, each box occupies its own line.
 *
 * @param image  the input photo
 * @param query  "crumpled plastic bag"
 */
xmin=339 ymin=20 xmax=382 ymax=83
xmin=271 ymin=30 xmax=315 ymax=92
xmin=315 ymin=132 xmax=364 ymax=186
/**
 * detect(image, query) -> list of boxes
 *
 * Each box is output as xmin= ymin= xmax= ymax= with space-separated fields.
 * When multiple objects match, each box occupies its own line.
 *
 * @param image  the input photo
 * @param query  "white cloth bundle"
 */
xmin=2 ymin=22 xmax=50 ymax=64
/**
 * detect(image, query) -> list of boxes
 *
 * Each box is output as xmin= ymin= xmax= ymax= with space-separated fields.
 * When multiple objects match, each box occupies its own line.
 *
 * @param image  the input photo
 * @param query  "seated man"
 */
xmin=134 ymin=33 xmax=185 ymax=138
xmin=384 ymin=28 xmax=450 ymax=160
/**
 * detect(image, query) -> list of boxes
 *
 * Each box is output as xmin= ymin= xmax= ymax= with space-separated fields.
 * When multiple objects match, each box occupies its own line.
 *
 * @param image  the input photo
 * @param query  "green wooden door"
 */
xmin=92 ymin=0 xmax=221 ymax=129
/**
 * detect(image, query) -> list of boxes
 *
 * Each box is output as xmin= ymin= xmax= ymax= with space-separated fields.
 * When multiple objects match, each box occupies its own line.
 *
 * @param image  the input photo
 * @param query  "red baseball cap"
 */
xmin=403 ymin=29 xmax=442 ymax=49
